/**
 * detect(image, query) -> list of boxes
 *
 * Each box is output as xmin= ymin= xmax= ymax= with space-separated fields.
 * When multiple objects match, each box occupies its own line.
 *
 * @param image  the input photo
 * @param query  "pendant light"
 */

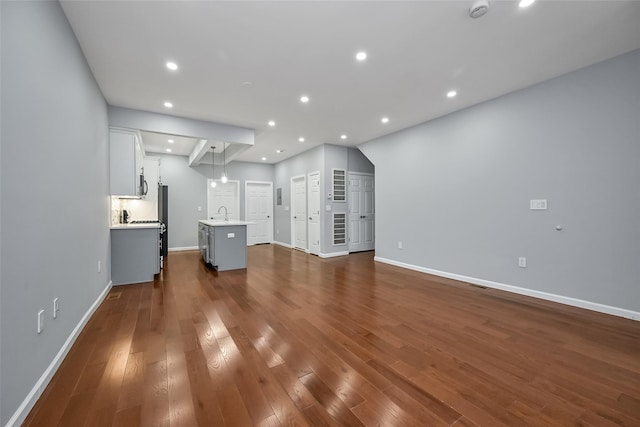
xmin=220 ymin=142 xmax=228 ymax=184
xmin=210 ymin=146 xmax=217 ymax=188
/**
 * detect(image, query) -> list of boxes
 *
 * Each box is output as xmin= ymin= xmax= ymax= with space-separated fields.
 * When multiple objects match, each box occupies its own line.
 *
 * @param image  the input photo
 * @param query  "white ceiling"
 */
xmin=60 ymin=0 xmax=640 ymax=164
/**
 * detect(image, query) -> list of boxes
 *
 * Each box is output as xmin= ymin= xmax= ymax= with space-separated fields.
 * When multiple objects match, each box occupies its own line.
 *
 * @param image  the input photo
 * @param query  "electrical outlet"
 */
xmin=519 ymin=257 xmax=527 ymax=268
xmin=97 ymin=260 xmax=101 ymax=273
xmin=37 ymin=310 xmax=45 ymax=334
xmin=398 ymin=241 xmax=403 ymax=250
xmin=197 ymin=206 xmax=202 ymax=212
xmin=53 ymin=298 xmax=59 ymax=319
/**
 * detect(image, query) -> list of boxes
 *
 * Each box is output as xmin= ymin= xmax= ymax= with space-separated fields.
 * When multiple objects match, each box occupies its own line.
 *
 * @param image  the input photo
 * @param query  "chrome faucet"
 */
xmin=217 ymin=205 xmax=228 ymax=221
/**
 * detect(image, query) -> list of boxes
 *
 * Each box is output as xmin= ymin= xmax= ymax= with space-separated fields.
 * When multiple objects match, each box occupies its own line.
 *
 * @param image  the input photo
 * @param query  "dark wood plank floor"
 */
xmin=25 ymin=245 xmax=640 ymax=426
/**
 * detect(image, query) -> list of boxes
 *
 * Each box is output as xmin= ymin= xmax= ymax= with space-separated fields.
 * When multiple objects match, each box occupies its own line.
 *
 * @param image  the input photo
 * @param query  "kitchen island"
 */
xmin=198 ymin=220 xmax=252 ymax=271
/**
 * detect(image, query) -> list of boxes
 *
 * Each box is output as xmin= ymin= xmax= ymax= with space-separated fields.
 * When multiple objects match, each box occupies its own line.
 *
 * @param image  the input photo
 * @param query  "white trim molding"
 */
xmin=318 ymin=251 xmax=349 ymax=258
xmin=6 ymin=281 xmax=114 ymax=427
xmin=168 ymin=246 xmax=199 ymax=252
xmin=375 ymin=257 xmax=639 ymax=321
xmin=320 ymin=251 xmax=349 ymax=259
xmin=272 ymin=240 xmax=293 ymax=249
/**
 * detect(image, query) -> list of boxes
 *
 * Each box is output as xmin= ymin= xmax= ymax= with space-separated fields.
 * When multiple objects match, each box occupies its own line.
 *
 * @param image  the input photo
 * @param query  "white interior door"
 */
xmin=308 ymin=172 xmax=321 ymax=255
xmin=291 ymin=176 xmax=307 ymax=250
xmin=246 ymin=181 xmax=273 ymax=245
xmin=207 ymin=180 xmax=240 ymax=220
xmin=348 ymin=172 xmax=375 ymax=252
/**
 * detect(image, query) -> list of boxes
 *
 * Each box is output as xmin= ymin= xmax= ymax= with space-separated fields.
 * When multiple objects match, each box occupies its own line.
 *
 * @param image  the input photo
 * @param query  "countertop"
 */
xmin=199 ymin=220 xmax=254 ymax=227
xmin=111 ymin=223 xmax=161 ymax=230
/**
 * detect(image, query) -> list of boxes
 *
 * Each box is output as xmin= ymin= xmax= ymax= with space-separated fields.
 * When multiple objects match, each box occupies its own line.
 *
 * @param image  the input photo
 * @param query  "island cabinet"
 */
xmin=110 ymin=129 xmax=143 ymax=197
xmin=198 ymin=220 xmax=250 ymax=271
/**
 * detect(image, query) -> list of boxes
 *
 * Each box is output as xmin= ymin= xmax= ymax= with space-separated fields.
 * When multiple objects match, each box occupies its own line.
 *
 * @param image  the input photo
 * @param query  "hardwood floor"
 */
xmin=24 ymin=245 xmax=640 ymax=426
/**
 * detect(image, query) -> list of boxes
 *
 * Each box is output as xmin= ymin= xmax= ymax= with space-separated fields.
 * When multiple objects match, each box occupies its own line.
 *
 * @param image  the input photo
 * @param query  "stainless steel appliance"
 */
xmin=129 ymin=220 xmax=165 ymax=269
xmin=139 ymin=173 xmax=148 ymax=197
xmin=158 ymin=184 xmax=168 ymax=259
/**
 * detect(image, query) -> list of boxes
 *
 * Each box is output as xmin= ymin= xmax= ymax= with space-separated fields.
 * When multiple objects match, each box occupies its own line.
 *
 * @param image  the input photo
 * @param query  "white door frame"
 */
xmin=207 ymin=179 xmax=240 ymax=220
xmin=290 ymin=174 xmax=307 ymax=250
xmin=307 ymin=171 xmax=321 ymax=255
xmin=245 ymin=180 xmax=274 ymax=244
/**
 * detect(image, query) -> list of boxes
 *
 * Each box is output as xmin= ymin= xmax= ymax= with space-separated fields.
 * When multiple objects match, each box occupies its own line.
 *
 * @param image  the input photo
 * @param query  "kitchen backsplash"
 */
xmin=110 ymin=196 xmax=158 ymax=225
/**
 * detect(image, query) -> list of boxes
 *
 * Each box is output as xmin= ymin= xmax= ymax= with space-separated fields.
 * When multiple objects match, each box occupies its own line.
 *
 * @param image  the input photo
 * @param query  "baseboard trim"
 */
xmin=374 ymin=257 xmax=639 ymax=321
xmin=5 ymin=281 xmax=113 ymax=427
xmin=272 ymin=241 xmax=293 ymax=249
xmin=168 ymin=246 xmax=198 ymax=252
xmin=319 ymin=251 xmax=349 ymax=259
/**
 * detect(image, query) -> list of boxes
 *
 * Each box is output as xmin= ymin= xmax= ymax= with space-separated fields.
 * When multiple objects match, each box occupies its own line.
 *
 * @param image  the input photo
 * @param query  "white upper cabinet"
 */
xmin=110 ymin=129 xmax=143 ymax=197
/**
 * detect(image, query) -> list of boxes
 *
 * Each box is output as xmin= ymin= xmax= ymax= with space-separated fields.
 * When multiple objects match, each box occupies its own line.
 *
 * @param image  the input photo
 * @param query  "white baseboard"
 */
xmin=374 ymin=257 xmax=639 ymax=321
xmin=272 ymin=241 xmax=293 ymax=249
xmin=319 ymin=251 xmax=349 ymax=259
xmin=168 ymin=246 xmax=198 ymax=252
xmin=5 ymin=281 xmax=113 ymax=427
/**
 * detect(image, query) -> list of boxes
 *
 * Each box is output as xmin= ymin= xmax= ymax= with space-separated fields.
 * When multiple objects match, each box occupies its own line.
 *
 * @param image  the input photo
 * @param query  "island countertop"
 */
xmin=199 ymin=220 xmax=254 ymax=227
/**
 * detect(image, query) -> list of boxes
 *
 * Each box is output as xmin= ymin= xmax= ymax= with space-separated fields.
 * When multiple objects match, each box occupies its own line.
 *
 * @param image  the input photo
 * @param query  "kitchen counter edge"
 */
xmin=111 ymin=223 xmax=161 ymax=230
xmin=199 ymin=220 xmax=254 ymax=227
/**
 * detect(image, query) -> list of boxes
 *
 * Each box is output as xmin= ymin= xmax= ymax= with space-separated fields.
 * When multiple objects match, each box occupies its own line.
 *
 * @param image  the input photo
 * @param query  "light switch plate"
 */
xmin=530 ymin=199 xmax=548 ymax=210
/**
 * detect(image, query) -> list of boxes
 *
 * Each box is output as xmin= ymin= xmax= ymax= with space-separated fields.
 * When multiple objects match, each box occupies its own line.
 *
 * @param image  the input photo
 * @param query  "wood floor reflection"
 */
xmin=25 ymin=245 xmax=640 ymax=426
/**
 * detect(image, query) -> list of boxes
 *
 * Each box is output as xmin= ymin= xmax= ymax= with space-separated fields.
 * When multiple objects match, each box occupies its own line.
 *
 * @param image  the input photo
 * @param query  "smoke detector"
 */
xmin=469 ymin=0 xmax=490 ymax=18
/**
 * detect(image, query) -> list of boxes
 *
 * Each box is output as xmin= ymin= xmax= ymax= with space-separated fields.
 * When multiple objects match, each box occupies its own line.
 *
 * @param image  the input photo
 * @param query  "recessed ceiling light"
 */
xmin=447 ymin=90 xmax=457 ymax=98
xmin=166 ymin=148 xmax=172 ymax=153
xmin=268 ymin=120 xmax=276 ymax=127
xmin=299 ymin=137 xmax=305 ymax=142
xmin=519 ymin=0 xmax=535 ymax=7
xmin=166 ymin=61 xmax=178 ymax=71
xmin=276 ymin=149 xmax=283 ymax=153
xmin=164 ymin=101 xmax=173 ymax=108
xmin=242 ymin=81 xmax=253 ymax=88
xmin=168 ymin=139 xmax=174 ymax=144
xmin=341 ymin=134 xmax=347 ymax=140
xmin=300 ymin=95 xmax=309 ymax=103
xmin=381 ymin=117 xmax=389 ymax=124
xmin=261 ymin=157 xmax=267 ymax=161
xmin=355 ymin=51 xmax=367 ymax=61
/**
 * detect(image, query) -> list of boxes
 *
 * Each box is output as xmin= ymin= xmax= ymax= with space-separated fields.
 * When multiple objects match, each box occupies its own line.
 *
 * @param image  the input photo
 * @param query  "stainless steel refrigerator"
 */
xmin=158 ymin=184 xmax=168 ymax=258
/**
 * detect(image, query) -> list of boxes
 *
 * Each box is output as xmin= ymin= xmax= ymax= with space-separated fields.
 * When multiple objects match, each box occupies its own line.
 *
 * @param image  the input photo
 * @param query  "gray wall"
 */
xmin=348 ymin=147 xmax=375 ymax=174
xmin=274 ymin=145 xmax=323 ymax=246
xmin=159 ymin=154 xmax=274 ymax=248
xmin=1 ymin=1 xmax=111 ymax=424
xmin=359 ymin=49 xmax=640 ymax=312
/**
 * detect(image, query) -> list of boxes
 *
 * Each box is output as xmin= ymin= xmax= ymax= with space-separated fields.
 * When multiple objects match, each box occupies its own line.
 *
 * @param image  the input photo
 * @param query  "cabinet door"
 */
xmin=208 ymin=226 xmax=215 ymax=265
xmin=110 ymin=130 xmax=137 ymax=196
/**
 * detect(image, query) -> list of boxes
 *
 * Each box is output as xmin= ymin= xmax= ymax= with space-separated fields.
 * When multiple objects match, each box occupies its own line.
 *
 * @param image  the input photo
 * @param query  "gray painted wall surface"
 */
xmin=360 ymin=50 xmax=640 ymax=312
xmin=159 ymin=154 xmax=274 ymax=248
xmin=273 ymin=146 xmax=323 ymax=246
xmin=348 ymin=147 xmax=375 ymax=174
xmin=1 ymin=1 xmax=110 ymax=424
